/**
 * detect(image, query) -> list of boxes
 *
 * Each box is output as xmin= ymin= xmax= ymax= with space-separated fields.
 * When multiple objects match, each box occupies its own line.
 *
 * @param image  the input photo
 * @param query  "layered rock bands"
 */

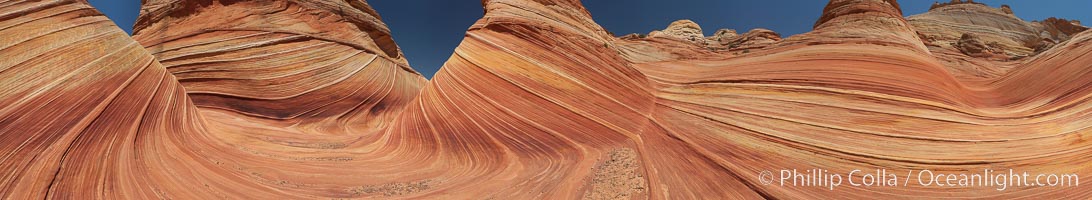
xmin=1 ymin=0 xmax=1090 ymax=199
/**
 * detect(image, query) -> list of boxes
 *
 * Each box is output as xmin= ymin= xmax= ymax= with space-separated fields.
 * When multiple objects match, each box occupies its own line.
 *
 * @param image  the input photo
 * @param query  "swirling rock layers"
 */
xmin=0 ymin=0 xmax=206 ymax=198
xmin=2 ymin=0 xmax=1092 ymax=199
xmin=132 ymin=0 xmax=426 ymax=132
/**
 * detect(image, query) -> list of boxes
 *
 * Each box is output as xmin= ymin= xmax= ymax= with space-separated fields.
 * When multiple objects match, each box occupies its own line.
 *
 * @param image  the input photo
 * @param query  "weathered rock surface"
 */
xmin=649 ymin=19 xmax=707 ymax=45
xmin=708 ymin=28 xmax=738 ymax=39
xmin=627 ymin=20 xmax=783 ymax=58
xmin=808 ymin=0 xmax=928 ymax=52
xmin=955 ymin=33 xmax=1004 ymax=58
xmin=0 ymin=0 xmax=209 ymax=198
xmin=3 ymin=0 xmax=1092 ymax=199
xmin=132 ymin=0 xmax=427 ymax=132
xmin=910 ymin=1 xmax=1089 ymax=59
xmin=621 ymin=1 xmax=1092 ymax=198
xmin=707 ymin=28 xmax=782 ymax=51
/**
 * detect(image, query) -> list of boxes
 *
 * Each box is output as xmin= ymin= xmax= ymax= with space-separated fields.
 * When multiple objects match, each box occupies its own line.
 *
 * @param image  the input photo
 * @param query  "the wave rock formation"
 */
xmin=1 ymin=0 xmax=1090 ymax=199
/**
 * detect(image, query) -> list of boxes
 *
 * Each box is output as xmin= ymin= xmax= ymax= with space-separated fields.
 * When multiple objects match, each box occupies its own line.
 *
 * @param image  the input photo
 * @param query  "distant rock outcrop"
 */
xmin=910 ymin=2 xmax=1089 ymax=59
xmin=705 ymin=29 xmax=738 ymax=43
xmin=955 ymin=33 xmax=1004 ymax=58
xmin=1000 ymin=4 xmax=1013 ymax=15
xmin=930 ymin=0 xmax=987 ymax=11
xmin=633 ymin=21 xmax=782 ymax=53
xmin=618 ymin=33 xmax=646 ymax=40
xmin=810 ymin=0 xmax=927 ymax=53
xmin=703 ymin=28 xmax=782 ymax=51
xmin=1041 ymin=17 xmax=1089 ymax=40
xmin=649 ymin=19 xmax=707 ymax=45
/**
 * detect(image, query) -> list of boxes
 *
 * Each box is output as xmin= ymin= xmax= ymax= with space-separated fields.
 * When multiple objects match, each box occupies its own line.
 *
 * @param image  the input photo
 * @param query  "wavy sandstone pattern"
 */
xmin=1 ymin=0 xmax=1091 ymax=199
xmin=132 ymin=0 xmax=426 ymax=133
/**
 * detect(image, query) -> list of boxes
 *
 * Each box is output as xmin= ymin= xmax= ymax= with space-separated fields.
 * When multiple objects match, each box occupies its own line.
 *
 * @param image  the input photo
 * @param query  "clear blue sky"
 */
xmin=87 ymin=0 xmax=1091 ymax=79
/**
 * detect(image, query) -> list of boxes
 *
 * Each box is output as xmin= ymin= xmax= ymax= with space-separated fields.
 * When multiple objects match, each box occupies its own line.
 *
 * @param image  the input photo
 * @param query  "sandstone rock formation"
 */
xmin=955 ymin=33 xmax=1004 ymax=58
xmin=707 ymin=28 xmax=782 ymax=51
xmin=1000 ymin=4 xmax=1013 ymax=15
xmin=625 ymin=20 xmax=782 ymax=59
xmin=809 ymin=0 xmax=928 ymax=53
xmin=648 ymin=19 xmax=707 ymax=45
xmin=0 ymin=0 xmax=209 ymax=198
xmin=3 ymin=0 xmax=1092 ymax=199
xmin=132 ymin=0 xmax=427 ymax=132
xmin=911 ymin=1 xmax=1089 ymax=60
xmin=619 ymin=1 xmax=1092 ymax=198
xmin=705 ymin=28 xmax=738 ymax=42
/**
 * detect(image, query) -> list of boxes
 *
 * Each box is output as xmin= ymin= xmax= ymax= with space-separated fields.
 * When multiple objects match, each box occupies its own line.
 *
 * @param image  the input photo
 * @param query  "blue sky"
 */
xmin=87 ymin=0 xmax=1091 ymax=79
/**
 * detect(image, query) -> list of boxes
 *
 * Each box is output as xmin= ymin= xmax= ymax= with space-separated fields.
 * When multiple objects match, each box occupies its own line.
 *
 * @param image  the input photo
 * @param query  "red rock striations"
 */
xmin=626 ymin=0 xmax=1092 ymax=198
xmin=2 ymin=0 xmax=1092 ymax=199
xmin=132 ymin=0 xmax=426 ymax=133
xmin=0 ymin=0 xmax=208 ymax=198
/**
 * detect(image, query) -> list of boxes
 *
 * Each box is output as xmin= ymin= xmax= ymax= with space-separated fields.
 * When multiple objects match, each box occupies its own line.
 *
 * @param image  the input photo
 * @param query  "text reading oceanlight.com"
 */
xmin=757 ymin=169 xmax=1079 ymax=191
